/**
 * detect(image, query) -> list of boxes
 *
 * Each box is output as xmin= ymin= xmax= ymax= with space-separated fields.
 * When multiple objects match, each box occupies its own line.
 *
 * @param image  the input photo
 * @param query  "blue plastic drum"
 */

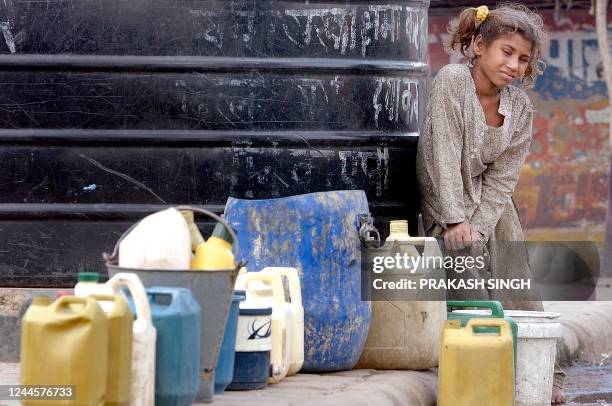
xmin=225 ymin=190 xmax=371 ymax=372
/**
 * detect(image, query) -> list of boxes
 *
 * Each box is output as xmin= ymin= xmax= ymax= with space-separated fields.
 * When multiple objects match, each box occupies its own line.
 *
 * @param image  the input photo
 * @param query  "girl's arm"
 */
xmin=420 ymin=66 xmax=467 ymax=226
xmin=470 ymin=99 xmax=534 ymax=239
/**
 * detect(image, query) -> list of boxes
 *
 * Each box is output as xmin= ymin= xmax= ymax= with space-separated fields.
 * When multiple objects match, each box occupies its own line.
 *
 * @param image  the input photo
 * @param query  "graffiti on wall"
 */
xmin=429 ymin=9 xmax=610 ymax=240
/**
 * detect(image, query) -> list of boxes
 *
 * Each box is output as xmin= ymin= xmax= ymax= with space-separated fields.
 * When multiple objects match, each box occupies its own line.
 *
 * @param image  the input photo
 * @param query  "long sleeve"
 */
xmin=418 ymin=67 xmax=467 ymax=226
xmin=470 ymin=100 xmax=534 ymax=238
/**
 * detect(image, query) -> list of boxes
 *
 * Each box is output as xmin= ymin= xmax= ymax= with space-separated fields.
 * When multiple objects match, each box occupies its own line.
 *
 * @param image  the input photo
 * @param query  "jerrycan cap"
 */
xmin=78 ymin=272 xmax=100 ymax=283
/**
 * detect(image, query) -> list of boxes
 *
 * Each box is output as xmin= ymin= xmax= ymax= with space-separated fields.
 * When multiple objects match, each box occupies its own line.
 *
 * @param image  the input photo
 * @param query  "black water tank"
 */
xmin=0 ymin=0 xmax=429 ymax=286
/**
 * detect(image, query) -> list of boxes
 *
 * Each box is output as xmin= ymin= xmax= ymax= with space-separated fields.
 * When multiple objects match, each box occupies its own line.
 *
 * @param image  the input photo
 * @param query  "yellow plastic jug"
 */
xmin=90 ymin=295 xmax=133 ymax=406
xmin=438 ymin=319 xmax=514 ymax=406
xmin=236 ymin=272 xmax=290 ymax=383
xmin=21 ymin=296 xmax=109 ymax=406
xmin=261 ymin=267 xmax=304 ymax=375
xmin=357 ymin=220 xmax=447 ymax=370
xmin=106 ymin=273 xmax=156 ymax=406
xmin=191 ymin=222 xmax=235 ymax=270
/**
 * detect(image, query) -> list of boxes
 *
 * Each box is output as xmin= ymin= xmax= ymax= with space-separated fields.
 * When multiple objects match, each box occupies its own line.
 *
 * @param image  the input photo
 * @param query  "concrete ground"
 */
xmin=0 ymin=298 xmax=610 ymax=405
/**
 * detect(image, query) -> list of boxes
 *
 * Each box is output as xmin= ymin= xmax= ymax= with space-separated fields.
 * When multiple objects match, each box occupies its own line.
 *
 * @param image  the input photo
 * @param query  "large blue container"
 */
xmin=127 ymin=287 xmax=201 ymax=406
xmin=225 ymin=190 xmax=371 ymax=371
xmin=214 ymin=291 xmax=245 ymax=394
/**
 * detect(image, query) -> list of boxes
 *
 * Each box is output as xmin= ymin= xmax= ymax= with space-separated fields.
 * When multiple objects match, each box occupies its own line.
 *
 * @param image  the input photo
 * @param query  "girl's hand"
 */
xmin=444 ymin=221 xmax=482 ymax=251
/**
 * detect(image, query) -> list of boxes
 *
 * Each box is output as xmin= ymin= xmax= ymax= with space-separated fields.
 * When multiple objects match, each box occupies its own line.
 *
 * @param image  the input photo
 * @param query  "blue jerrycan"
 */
xmin=127 ymin=287 xmax=201 ymax=406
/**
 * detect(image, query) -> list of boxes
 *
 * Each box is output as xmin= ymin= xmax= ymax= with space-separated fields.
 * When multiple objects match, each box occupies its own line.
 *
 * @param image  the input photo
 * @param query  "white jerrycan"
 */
xmin=118 ymin=207 xmax=191 ymax=270
xmin=356 ymin=220 xmax=447 ymax=370
xmin=261 ymin=267 xmax=304 ymax=375
xmin=106 ymin=273 xmax=156 ymax=406
xmin=237 ymin=272 xmax=291 ymax=383
xmin=74 ymin=272 xmax=115 ymax=311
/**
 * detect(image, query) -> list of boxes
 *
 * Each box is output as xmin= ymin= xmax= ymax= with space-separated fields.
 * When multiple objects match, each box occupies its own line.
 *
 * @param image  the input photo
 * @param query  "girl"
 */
xmin=416 ymin=3 xmax=566 ymax=403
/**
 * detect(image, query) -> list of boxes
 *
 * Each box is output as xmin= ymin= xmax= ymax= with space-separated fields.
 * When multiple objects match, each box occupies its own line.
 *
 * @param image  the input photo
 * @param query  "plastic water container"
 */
xmin=438 ymin=318 xmax=515 ymax=406
xmin=228 ymin=306 xmax=273 ymax=391
xmin=261 ymin=267 xmax=304 ymax=375
xmin=74 ymin=272 xmax=114 ymax=311
xmin=236 ymin=271 xmax=291 ymax=383
xmin=145 ymin=287 xmax=201 ymax=406
xmin=356 ymin=220 xmax=446 ymax=370
xmin=21 ymin=296 xmax=109 ymax=406
xmin=225 ymin=190 xmax=371 ymax=372
xmin=214 ymin=291 xmax=245 ymax=393
xmin=90 ymin=294 xmax=133 ymax=406
xmin=448 ymin=301 xmax=519 ymax=368
xmin=107 ymin=273 xmax=156 ymax=406
xmin=504 ymin=310 xmax=562 ymax=406
xmin=118 ymin=207 xmax=191 ymax=270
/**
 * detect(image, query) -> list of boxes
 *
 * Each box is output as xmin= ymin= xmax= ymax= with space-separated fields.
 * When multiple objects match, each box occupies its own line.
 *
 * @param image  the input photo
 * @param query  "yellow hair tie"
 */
xmin=475 ymin=5 xmax=489 ymax=24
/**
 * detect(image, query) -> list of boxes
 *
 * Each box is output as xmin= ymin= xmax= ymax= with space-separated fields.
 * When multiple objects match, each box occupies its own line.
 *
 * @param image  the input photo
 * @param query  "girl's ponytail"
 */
xmin=446 ymin=8 xmax=480 ymax=58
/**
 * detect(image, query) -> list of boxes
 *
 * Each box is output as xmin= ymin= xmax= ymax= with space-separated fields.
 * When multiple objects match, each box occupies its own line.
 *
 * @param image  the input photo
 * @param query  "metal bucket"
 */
xmin=104 ymin=206 xmax=242 ymax=403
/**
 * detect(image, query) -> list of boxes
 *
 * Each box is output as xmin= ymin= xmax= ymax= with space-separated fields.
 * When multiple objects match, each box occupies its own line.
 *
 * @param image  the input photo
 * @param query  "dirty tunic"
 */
xmin=416 ymin=63 xmax=534 ymax=241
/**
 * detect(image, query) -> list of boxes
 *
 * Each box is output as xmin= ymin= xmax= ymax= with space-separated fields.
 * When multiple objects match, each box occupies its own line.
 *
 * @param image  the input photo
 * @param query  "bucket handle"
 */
xmin=103 ymin=205 xmax=244 ymax=267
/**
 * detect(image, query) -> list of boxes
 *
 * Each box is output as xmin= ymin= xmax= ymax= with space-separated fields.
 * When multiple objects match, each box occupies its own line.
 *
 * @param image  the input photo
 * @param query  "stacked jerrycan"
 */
xmin=446 ymin=300 xmax=518 ymax=368
xmin=261 ymin=267 xmax=304 ymax=375
xmin=144 ymin=287 xmax=201 ymax=406
xmin=225 ymin=190 xmax=371 ymax=371
xmin=88 ymin=294 xmax=133 ymax=406
xmin=235 ymin=270 xmax=292 ymax=383
xmin=75 ymin=272 xmax=156 ymax=406
xmin=21 ymin=296 xmax=110 ymax=405
xmin=356 ymin=220 xmax=447 ymax=369
xmin=438 ymin=318 xmax=515 ymax=406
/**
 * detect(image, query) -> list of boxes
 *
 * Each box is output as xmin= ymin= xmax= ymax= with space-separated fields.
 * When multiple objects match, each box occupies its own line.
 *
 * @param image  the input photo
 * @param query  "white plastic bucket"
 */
xmin=504 ymin=310 xmax=562 ymax=406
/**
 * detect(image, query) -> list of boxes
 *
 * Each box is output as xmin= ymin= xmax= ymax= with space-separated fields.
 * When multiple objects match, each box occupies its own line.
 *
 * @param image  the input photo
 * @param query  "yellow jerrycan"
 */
xmin=261 ymin=267 xmax=304 ymax=375
xmin=21 ymin=296 xmax=109 ymax=406
xmin=438 ymin=319 xmax=514 ymax=406
xmin=89 ymin=295 xmax=133 ymax=406
xmin=236 ymin=271 xmax=291 ymax=383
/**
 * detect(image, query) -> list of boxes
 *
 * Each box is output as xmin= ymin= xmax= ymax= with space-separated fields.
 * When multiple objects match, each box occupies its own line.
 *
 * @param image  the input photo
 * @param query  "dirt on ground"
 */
xmin=565 ymin=362 xmax=612 ymax=406
xmin=0 ymin=290 xmax=30 ymax=316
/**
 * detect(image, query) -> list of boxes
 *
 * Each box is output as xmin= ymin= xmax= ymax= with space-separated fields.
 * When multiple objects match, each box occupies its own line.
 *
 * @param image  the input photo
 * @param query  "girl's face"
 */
xmin=474 ymin=32 xmax=533 ymax=89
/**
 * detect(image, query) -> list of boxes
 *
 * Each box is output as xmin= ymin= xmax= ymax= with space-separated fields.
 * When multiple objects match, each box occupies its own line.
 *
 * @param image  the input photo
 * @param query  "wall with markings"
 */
xmin=429 ymin=9 xmax=610 ymax=240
